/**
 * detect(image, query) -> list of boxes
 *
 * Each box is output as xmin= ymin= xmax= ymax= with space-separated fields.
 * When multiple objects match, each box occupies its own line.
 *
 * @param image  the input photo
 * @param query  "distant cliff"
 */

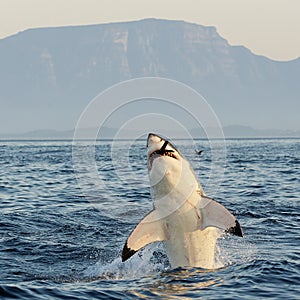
xmin=0 ymin=18 xmax=299 ymax=133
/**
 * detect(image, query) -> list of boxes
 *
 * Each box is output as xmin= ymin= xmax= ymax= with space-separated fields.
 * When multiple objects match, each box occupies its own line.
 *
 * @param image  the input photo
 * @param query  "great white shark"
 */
xmin=122 ymin=133 xmax=243 ymax=268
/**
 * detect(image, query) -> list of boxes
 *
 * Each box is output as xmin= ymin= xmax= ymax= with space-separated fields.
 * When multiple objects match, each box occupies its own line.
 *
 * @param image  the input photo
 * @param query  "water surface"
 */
xmin=0 ymin=139 xmax=299 ymax=299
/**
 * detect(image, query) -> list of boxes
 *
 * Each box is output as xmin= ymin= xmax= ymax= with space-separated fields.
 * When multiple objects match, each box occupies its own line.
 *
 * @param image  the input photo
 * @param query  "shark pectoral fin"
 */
xmin=199 ymin=196 xmax=243 ymax=237
xmin=122 ymin=210 xmax=168 ymax=262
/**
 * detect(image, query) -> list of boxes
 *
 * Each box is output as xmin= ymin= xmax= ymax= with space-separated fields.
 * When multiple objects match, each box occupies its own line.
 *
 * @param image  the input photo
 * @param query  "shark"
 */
xmin=122 ymin=133 xmax=243 ymax=268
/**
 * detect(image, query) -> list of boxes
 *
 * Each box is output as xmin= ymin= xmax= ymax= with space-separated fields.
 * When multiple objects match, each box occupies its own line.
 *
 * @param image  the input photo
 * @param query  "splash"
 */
xmin=84 ymin=232 xmax=254 ymax=281
xmin=216 ymin=234 xmax=256 ymax=267
xmin=84 ymin=243 xmax=169 ymax=280
xmin=84 ymin=234 xmax=222 ymax=281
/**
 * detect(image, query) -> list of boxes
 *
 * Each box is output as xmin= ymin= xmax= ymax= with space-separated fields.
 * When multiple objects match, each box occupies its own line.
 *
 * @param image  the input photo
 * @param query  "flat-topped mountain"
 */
xmin=0 ymin=18 xmax=299 ymax=133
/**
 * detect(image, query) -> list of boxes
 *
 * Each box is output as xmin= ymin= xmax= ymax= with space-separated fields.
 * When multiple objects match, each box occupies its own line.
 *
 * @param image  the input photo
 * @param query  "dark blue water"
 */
xmin=0 ymin=139 xmax=299 ymax=299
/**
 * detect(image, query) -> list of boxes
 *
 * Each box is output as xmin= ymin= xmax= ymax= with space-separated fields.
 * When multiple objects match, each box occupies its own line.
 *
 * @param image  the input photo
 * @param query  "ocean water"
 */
xmin=0 ymin=138 xmax=299 ymax=299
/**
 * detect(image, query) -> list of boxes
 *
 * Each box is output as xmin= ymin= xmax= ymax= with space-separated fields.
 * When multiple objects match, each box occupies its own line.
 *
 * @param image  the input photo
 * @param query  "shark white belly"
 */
xmin=122 ymin=133 xmax=243 ymax=269
xmin=162 ymin=208 xmax=221 ymax=268
xmin=165 ymin=226 xmax=220 ymax=269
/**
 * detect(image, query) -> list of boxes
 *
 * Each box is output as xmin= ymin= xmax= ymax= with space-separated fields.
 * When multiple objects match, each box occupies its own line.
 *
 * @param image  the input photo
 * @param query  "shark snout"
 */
xmin=147 ymin=133 xmax=180 ymax=155
xmin=147 ymin=133 xmax=181 ymax=172
xmin=147 ymin=133 xmax=165 ymax=157
xmin=147 ymin=133 xmax=164 ymax=147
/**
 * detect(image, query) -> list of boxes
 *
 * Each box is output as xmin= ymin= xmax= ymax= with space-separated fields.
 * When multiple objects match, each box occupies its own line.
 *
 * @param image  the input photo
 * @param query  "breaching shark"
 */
xmin=122 ymin=133 xmax=243 ymax=268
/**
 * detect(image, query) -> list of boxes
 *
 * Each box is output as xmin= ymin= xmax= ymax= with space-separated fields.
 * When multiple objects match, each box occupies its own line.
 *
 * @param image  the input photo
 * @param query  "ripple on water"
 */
xmin=0 ymin=139 xmax=299 ymax=299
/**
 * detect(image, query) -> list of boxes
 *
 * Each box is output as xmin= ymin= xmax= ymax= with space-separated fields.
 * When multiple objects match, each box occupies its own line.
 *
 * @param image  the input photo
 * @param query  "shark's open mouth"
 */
xmin=148 ymin=140 xmax=178 ymax=169
xmin=150 ymin=149 xmax=176 ymax=159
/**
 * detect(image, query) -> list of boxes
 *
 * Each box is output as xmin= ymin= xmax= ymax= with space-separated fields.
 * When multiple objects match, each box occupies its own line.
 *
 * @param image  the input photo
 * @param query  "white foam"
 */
xmin=84 ymin=243 xmax=169 ymax=280
xmin=216 ymin=234 xmax=256 ymax=267
xmin=84 ymin=234 xmax=254 ymax=280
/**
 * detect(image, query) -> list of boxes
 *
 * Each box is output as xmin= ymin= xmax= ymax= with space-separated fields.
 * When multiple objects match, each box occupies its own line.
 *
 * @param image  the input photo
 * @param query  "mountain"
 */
xmin=1 ymin=125 xmax=300 ymax=140
xmin=0 ymin=18 xmax=299 ymax=135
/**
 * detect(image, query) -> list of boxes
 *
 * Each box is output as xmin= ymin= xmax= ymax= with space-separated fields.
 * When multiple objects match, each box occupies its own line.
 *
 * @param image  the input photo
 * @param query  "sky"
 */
xmin=0 ymin=0 xmax=299 ymax=61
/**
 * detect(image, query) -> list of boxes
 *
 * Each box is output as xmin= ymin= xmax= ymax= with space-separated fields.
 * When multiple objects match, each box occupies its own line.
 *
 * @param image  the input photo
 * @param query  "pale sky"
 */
xmin=0 ymin=0 xmax=299 ymax=61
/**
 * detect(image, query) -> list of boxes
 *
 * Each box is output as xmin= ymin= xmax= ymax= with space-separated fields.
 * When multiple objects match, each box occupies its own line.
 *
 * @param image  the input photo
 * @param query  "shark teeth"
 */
xmin=150 ymin=149 xmax=177 ymax=160
xmin=148 ymin=149 xmax=177 ymax=169
xmin=161 ymin=151 xmax=176 ymax=159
